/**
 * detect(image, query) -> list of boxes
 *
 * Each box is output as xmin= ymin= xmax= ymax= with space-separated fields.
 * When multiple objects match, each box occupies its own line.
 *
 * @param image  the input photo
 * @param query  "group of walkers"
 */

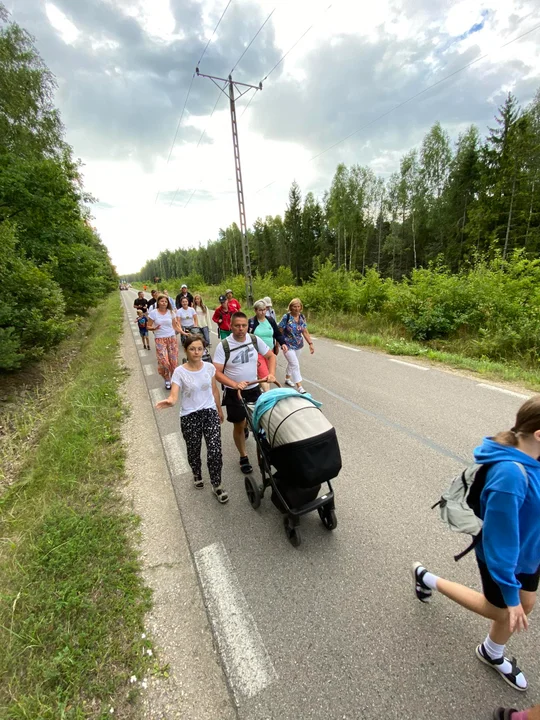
xmin=132 ymin=284 xmax=540 ymax=720
xmin=132 ymin=284 xmax=314 ymax=504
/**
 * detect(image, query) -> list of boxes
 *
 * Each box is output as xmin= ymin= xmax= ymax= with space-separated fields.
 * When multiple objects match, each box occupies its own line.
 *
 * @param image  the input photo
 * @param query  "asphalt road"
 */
xmin=122 ymin=289 xmax=538 ymax=720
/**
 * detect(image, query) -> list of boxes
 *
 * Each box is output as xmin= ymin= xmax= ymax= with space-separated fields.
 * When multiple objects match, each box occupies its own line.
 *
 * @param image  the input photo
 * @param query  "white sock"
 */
xmin=419 ymin=569 xmax=439 ymax=590
xmin=483 ymin=634 xmax=505 ymax=660
xmin=483 ymin=635 xmax=526 ymax=687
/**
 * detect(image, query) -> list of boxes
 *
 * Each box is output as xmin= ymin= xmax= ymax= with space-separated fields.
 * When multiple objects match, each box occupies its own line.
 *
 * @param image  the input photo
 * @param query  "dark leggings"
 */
xmin=180 ymin=408 xmax=222 ymax=486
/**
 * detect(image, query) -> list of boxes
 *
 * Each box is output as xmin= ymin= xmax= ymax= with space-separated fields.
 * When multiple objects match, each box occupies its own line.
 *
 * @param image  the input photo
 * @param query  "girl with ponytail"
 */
xmin=412 ymin=396 xmax=540 ymax=693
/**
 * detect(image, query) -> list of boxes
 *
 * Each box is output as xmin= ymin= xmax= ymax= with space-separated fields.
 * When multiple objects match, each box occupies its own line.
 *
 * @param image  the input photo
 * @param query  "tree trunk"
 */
xmin=525 ymin=176 xmax=536 ymax=246
xmin=503 ymin=175 xmax=516 ymax=259
xmin=377 ymin=205 xmax=383 ymax=269
xmin=412 ymin=211 xmax=417 ymax=269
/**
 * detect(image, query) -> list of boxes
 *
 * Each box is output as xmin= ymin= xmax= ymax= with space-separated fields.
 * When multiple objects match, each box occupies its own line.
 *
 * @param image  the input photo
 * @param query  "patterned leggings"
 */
xmin=154 ymin=336 xmax=178 ymax=381
xmin=180 ymin=409 xmax=222 ymax=486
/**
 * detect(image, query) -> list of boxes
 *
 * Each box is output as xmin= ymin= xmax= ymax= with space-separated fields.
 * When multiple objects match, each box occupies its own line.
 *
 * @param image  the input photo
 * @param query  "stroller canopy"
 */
xmin=258 ymin=394 xmax=334 ymax=449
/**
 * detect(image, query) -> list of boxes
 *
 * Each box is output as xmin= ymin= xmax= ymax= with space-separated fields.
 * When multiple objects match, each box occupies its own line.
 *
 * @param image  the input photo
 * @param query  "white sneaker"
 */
xmin=285 ymin=379 xmax=295 ymax=388
xmin=297 ymin=386 xmax=307 ymax=394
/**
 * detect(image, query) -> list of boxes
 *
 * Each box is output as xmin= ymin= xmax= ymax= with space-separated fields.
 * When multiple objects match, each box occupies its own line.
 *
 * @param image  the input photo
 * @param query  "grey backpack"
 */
xmin=432 ymin=461 xmax=527 ymax=561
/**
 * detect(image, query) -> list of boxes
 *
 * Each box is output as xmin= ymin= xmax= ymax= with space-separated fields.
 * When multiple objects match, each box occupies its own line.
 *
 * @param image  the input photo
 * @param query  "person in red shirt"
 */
xmin=225 ymin=289 xmax=241 ymax=314
xmin=212 ymin=295 xmax=232 ymax=339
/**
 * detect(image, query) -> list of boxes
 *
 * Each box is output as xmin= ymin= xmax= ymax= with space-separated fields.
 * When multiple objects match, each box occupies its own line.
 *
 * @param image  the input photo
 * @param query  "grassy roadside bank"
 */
xmin=307 ymin=314 xmax=540 ymax=392
xmin=0 ymin=293 xmax=152 ymax=719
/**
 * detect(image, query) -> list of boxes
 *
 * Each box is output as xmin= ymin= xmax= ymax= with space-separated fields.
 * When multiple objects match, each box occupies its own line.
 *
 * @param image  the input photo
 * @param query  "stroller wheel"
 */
xmin=284 ymin=517 xmax=302 ymax=547
xmin=245 ymin=475 xmax=261 ymax=509
xmin=318 ymin=506 xmax=338 ymax=531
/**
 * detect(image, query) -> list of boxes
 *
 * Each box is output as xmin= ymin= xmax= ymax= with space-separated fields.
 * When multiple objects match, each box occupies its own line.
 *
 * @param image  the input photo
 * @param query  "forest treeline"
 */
xmin=132 ymin=88 xmax=540 ymax=286
xmin=0 ymin=5 xmax=116 ymax=371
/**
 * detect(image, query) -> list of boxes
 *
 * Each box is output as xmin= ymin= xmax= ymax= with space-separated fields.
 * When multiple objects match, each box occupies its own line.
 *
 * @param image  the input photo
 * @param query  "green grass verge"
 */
xmin=0 ymin=293 xmax=152 ymax=719
xmin=308 ymin=316 xmax=540 ymax=392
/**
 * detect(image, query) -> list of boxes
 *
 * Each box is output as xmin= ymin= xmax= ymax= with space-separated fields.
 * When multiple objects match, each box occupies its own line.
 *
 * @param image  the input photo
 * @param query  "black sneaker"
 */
xmin=476 ymin=644 xmax=527 ymax=692
xmin=193 ymin=476 xmax=204 ymax=489
xmin=411 ymin=562 xmax=432 ymax=603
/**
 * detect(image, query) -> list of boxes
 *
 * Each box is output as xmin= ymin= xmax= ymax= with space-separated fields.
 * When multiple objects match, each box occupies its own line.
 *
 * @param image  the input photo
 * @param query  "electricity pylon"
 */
xmin=196 ymin=67 xmax=262 ymax=305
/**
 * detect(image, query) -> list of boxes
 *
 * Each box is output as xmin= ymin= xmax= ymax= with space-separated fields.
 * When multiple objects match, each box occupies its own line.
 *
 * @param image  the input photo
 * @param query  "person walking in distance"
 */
xmin=248 ymin=299 xmax=288 ymax=392
xmin=225 ymin=289 xmax=241 ymax=314
xmin=193 ymin=293 xmax=211 ymax=347
xmin=147 ymin=294 xmax=180 ymax=390
xmin=263 ymin=297 xmax=277 ymax=322
xmin=412 ymin=396 xmax=540 ymax=692
xmin=146 ymin=289 xmax=158 ymax=312
xmin=175 ymin=283 xmax=193 ymax=309
xmin=278 ymin=298 xmax=314 ymax=395
xmin=134 ymin=309 xmax=150 ymax=350
xmin=212 ymin=295 xmax=232 ymax=340
xmin=213 ymin=312 xmax=276 ymax=475
xmin=176 ymin=296 xmax=198 ymax=347
xmin=133 ymin=290 xmax=148 ymax=313
xmin=156 ymin=335 xmax=228 ymax=503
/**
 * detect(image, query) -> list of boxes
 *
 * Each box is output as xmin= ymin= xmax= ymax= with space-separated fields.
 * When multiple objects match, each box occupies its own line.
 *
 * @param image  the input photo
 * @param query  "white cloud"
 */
xmin=16 ymin=0 xmax=540 ymax=273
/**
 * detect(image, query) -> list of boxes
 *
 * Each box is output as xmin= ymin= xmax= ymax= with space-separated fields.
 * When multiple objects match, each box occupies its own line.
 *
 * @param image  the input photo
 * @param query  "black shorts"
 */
xmin=476 ymin=557 xmax=540 ymax=609
xmin=222 ymin=387 xmax=261 ymax=424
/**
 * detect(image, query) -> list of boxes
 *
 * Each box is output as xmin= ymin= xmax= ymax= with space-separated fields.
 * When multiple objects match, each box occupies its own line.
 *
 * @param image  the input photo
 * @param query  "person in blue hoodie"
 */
xmin=412 ymin=396 xmax=540 ymax=692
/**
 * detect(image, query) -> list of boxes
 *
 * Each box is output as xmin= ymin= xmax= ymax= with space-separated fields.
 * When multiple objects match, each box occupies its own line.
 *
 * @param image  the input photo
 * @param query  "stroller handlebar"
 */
xmin=236 ymin=379 xmax=281 ymax=401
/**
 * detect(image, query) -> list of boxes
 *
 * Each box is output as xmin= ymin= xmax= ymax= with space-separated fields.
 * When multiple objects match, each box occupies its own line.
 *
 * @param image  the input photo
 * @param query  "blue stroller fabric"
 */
xmin=251 ymin=388 xmax=322 ymax=431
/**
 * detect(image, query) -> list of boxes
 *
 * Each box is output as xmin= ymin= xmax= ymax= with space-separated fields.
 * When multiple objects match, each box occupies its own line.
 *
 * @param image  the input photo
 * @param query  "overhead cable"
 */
xmin=256 ymin=19 xmax=540 ymax=194
xmin=155 ymin=0 xmax=234 ymax=204
xmin=240 ymin=3 xmax=335 ymax=119
xmin=230 ymin=7 xmax=276 ymax=74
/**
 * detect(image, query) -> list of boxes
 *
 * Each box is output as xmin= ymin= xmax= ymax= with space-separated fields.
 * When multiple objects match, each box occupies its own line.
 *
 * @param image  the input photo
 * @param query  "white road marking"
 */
xmin=149 ymin=387 xmax=168 ymax=405
xmin=478 ymin=383 xmax=529 ymax=399
xmin=143 ymin=364 xmax=155 ymax=376
xmin=194 ymin=541 xmax=278 ymax=703
xmin=335 ymin=344 xmax=360 ymax=352
xmin=162 ymin=432 xmax=190 ymax=475
xmin=388 ymin=359 xmax=428 ymax=371
xmin=138 ymin=349 xmax=147 ymax=358
xmin=309 ymin=336 xmax=317 ymax=340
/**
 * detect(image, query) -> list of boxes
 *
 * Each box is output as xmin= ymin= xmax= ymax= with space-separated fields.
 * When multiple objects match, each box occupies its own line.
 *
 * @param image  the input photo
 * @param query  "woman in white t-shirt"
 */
xmin=193 ymin=293 xmax=212 ymax=347
xmin=147 ymin=294 xmax=181 ymax=390
xmin=176 ymin=296 xmax=198 ymax=346
xmin=156 ymin=335 xmax=228 ymax=503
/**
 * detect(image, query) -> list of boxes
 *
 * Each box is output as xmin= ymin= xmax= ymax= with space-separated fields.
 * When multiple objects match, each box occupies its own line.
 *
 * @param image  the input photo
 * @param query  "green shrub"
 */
xmin=0 ymin=224 xmax=69 ymax=369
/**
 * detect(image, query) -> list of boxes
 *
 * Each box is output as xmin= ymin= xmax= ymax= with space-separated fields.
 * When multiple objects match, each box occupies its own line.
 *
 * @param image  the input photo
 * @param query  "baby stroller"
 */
xmin=180 ymin=326 xmax=212 ymax=364
xmin=241 ymin=384 xmax=341 ymax=547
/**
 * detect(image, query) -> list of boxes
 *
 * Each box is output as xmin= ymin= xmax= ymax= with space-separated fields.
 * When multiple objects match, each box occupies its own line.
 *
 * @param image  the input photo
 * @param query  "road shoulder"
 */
xmin=120 ymin=306 xmax=236 ymax=720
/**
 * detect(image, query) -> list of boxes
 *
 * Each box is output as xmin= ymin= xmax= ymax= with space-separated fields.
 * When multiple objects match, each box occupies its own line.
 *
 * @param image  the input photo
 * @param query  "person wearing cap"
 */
xmin=175 ymin=284 xmax=193 ymax=309
xmin=225 ymin=289 xmax=241 ymax=314
xmin=263 ymin=296 xmax=277 ymax=322
xmin=212 ymin=295 xmax=233 ymax=340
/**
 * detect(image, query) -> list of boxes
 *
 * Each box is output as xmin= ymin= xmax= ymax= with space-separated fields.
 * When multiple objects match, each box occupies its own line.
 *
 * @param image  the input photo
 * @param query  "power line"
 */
xmin=155 ymin=0 xmax=234 ymax=204
xmin=168 ymin=87 xmax=227 ymax=208
xmin=230 ymin=7 xmax=276 ymax=74
xmin=240 ymin=2 xmax=335 ymax=119
xmin=198 ymin=0 xmax=234 ymax=66
xmin=174 ymin=9 xmax=278 ymax=213
xmin=255 ymin=19 xmax=540 ymax=194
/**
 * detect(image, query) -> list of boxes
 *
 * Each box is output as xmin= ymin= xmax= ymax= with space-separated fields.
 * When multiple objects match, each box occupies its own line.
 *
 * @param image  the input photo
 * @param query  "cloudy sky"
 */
xmin=8 ymin=0 xmax=540 ymax=274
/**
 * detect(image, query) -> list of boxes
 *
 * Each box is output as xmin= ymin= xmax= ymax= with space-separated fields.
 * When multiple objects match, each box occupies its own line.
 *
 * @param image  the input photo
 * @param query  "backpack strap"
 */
xmin=454 ymin=533 xmax=482 ymax=562
xmin=222 ymin=335 xmax=258 ymax=372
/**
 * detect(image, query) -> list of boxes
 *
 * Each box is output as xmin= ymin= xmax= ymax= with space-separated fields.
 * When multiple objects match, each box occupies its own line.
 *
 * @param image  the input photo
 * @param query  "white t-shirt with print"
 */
xmin=213 ymin=334 xmax=270 ymax=390
xmin=176 ymin=306 xmax=196 ymax=327
xmin=148 ymin=309 xmax=176 ymax=338
xmin=171 ymin=363 xmax=217 ymax=417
